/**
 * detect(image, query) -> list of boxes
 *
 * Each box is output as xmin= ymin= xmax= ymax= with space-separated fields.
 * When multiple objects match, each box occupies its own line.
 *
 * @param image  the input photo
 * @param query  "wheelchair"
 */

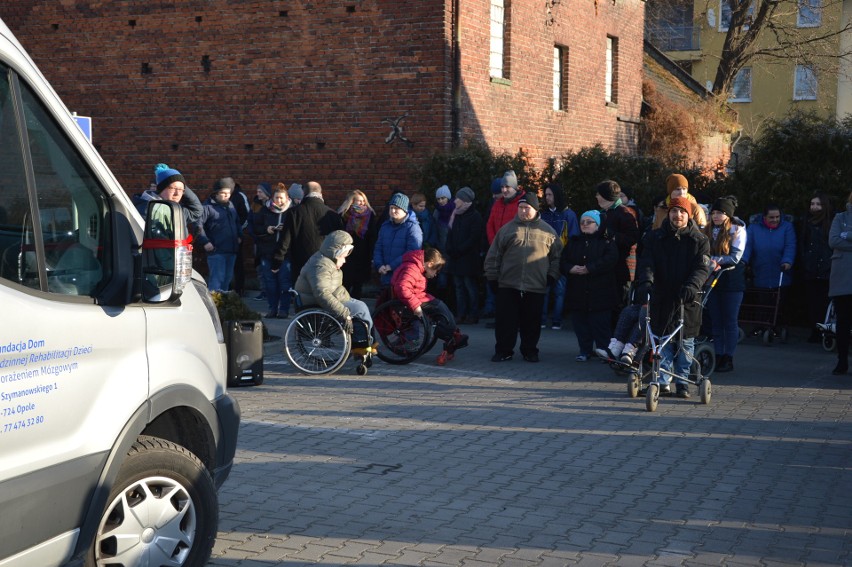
xmin=283 ymin=290 xmax=375 ymax=376
xmin=372 ymin=298 xmax=450 ymax=365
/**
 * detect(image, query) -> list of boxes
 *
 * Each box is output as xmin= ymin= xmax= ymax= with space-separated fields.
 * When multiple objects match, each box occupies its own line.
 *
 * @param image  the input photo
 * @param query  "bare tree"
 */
xmin=707 ymin=0 xmax=852 ymax=96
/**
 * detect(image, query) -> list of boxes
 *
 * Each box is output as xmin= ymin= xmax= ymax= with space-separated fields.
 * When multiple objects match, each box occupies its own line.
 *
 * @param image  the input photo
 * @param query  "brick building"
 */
xmin=1 ymin=1 xmax=644 ymax=204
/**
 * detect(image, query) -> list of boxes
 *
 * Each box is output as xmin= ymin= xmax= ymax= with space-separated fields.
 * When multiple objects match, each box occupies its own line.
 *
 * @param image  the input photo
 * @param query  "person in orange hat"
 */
xmin=652 ymin=173 xmax=707 ymax=230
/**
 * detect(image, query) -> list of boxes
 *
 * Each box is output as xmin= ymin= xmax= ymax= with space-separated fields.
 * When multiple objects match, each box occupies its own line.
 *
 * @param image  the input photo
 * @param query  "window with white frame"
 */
xmin=794 ymin=65 xmax=818 ymax=99
xmin=719 ymin=0 xmax=754 ymax=32
xmin=728 ymin=67 xmax=752 ymax=102
xmin=797 ymin=0 xmax=821 ymax=27
xmin=490 ymin=0 xmax=506 ymax=79
xmin=606 ymin=36 xmax=618 ymax=104
xmin=553 ymin=46 xmax=567 ymax=110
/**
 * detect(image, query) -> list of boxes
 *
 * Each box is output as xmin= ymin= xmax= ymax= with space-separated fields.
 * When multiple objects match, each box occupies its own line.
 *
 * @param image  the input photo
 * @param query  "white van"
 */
xmin=0 ymin=18 xmax=239 ymax=567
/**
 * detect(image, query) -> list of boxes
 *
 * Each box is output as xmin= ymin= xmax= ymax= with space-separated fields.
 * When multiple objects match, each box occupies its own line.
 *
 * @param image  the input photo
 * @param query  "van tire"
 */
xmin=86 ymin=436 xmax=218 ymax=567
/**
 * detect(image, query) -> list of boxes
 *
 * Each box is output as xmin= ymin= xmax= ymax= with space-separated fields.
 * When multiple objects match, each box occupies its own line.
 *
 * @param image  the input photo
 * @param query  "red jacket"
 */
xmin=391 ymin=249 xmax=434 ymax=312
xmin=486 ymin=190 xmax=525 ymax=244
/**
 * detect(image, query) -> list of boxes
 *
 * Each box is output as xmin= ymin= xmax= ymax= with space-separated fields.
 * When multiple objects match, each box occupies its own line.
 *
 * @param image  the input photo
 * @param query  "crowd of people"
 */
xmin=134 ymin=163 xmax=852 ymax=379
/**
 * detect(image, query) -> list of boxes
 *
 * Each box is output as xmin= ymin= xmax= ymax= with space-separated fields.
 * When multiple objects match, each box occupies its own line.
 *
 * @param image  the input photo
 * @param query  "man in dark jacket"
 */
xmin=272 ymin=181 xmax=344 ymax=284
xmin=445 ymin=186 xmax=484 ymax=324
xmin=195 ymin=183 xmax=241 ymax=292
xmin=635 ymin=196 xmax=711 ymax=398
xmin=595 ymin=180 xmax=640 ymax=305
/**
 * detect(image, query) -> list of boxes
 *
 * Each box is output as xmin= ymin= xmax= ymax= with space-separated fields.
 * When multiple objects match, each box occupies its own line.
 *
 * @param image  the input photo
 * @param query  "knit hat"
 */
xmin=288 ymin=183 xmax=304 ymax=201
xmin=155 ymin=164 xmax=185 ymax=193
xmin=668 ymin=196 xmax=693 ymax=216
xmin=596 ymin=180 xmax=621 ymax=203
xmin=712 ymin=196 xmax=737 ymax=218
xmin=502 ymin=170 xmax=518 ymax=191
xmin=455 ymin=186 xmax=475 ymax=204
xmin=491 ymin=177 xmax=503 ymax=194
xmin=214 ymin=177 xmax=235 ymax=192
xmin=388 ymin=192 xmax=410 ymax=211
xmin=518 ymin=192 xmax=539 ymax=211
xmin=436 ymin=185 xmax=452 ymax=200
xmin=581 ymin=210 xmax=601 ymax=226
xmin=256 ymin=183 xmax=272 ymax=199
xmin=666 ymin=173 xmax=688 ymax=195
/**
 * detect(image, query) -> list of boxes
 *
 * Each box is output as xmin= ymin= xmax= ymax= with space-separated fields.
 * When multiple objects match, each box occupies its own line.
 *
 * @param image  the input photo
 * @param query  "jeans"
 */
xmin=422 ymin=299 xmax=456 ymax=342
xmin=660 ymin=337 xmax=694 ymax=386
xmin=206 ymin=253 xmax=236 ymax=292
xmin=706 ymin=290 xmax=743 ymax=357
xmin=261 ymin=257 xmax=291 ymax=315
xmin=345 ymin=299 xmax=374 ymax=345
xmin=541 ymin=275 xmax=566 ymax=325
xmin=452 ymin=275 xmax=479 ymax=320
xmin=614 ymin=304 xmax=645 ymax=346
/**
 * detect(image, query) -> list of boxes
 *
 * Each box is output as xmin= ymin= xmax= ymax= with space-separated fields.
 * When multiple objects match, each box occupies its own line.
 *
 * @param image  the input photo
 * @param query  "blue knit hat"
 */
xmin=436 ymin=185 xmax=452 ymax=200
xmin=155 ymin=163 xmax=185 ymax=193
xmin=491 ymin=177 xmax=503 ymax=194
xmin=581 ymin=210 xmax=601 ymax=226
xmin=388 ymin=192 xmax=409 ymax=212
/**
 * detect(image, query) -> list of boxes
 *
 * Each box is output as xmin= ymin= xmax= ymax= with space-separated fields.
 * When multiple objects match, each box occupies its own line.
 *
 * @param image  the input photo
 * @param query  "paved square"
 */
xmin=212 ymin=321 xmax=852 ymax=566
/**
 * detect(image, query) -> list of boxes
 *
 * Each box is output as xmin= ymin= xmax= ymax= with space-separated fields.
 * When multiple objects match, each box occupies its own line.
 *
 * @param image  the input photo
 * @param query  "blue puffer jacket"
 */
xmin=743 ymin=219 xmax=796 ymax=288
xmin=373 ymin=210 xmax=424 ymax=285
xmin=195 ymin=198 xmax=241 ymax=255
xmin=413 ymin=207 xmax=437 ymax=247
xmin=540 ymin=206 xmax=580 ymax=242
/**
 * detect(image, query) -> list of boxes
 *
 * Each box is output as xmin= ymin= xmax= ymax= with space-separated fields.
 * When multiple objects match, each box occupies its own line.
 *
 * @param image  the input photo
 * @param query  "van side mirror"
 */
xmin=141 ymin=201 xmax=193 ymax=301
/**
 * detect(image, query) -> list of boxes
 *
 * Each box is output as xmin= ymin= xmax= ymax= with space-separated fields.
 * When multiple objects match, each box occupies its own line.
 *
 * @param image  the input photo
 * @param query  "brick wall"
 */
xmin=1 ymin=0 xmax=643 ymax=205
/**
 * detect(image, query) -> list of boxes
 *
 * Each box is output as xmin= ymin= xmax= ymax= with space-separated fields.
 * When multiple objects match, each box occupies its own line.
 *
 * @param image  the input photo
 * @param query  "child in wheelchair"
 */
xmin=391 ymin=248 xmax=469 ymax=365
xmin=293 ymin=230 xmax=377 ymax=356
xmin=595 ymin=286 xmax=648 ymax=366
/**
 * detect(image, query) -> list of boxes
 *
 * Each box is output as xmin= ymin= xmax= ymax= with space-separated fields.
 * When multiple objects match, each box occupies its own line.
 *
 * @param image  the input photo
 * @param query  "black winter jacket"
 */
xmin=560 ymin=232 xmax=619 ymax=312
xmin=635 ymin=219 xmax=711 ymax=337
xmin=445 ymin=208 xmax=485 ymax=277
xmin=600 ymin=204 xmax=640 ymax=285
xmin=272 ymin=195 xmax=344 ymax=275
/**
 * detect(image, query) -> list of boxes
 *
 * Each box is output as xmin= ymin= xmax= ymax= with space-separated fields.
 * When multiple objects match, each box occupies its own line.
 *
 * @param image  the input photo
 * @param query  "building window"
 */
xmin=719 ymin=0 xmax=754 ymax=32
xmin=728 ymin=67 xmax=752 ymax=102
xmin=798 ymin=0 xmax=821 ymax=27
xmin=794 ymin=65 xmax=818 ymax=99
xmin=606 ymin=36 xmax=618 ymax=104
xmin=553 ymin=46 xmax=567 ymax=110
xmin=490 ymin=0 xmax=510 ymax=79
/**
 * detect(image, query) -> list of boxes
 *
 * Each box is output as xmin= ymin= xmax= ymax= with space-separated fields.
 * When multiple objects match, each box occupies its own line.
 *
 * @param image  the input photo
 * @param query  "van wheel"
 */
xmin=87 ymin=436 xmax=218 ymax=567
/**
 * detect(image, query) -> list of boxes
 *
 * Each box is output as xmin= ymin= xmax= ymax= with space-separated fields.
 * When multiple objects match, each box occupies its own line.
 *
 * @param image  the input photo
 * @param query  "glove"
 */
xmin=488 ymin=279 xmax=499 ymax=294
xmin=632 ymin=282 xmax=651 ymax=305
xmin=342 ymin=316 xmax=354 ymax=335
xmin=547 ymin=276 xmax=556 ymax=288
xmin=679 ymin=286 xmax=697 ymax=303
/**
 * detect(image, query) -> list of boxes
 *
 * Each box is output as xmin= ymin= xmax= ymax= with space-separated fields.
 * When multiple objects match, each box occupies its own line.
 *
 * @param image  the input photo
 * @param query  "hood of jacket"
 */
xmin=319 ymin=230 xmax=354 ymax=261
xmin=399 ymin=249 xmax=425 ymax=271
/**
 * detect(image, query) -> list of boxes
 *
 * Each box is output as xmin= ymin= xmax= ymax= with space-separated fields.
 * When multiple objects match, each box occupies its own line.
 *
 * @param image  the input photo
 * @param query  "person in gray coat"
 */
xmin=828 ymin=191 xmax=852 ymax=375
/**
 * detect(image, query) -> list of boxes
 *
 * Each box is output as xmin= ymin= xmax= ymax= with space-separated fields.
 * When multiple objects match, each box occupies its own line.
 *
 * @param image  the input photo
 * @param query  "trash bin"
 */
xmin=225 ymin=320 xmax=263 ymax=387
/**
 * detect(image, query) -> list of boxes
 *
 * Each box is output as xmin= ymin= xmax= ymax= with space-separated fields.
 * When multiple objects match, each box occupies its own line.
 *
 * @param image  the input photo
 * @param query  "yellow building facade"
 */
xmin=649 ymin=0 xmax=851 ymax=139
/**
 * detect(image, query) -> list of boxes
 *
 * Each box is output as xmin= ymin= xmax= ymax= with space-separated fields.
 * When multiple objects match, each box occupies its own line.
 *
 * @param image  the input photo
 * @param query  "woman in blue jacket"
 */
xmin=373 ymin=193 xmax=423 ymax=286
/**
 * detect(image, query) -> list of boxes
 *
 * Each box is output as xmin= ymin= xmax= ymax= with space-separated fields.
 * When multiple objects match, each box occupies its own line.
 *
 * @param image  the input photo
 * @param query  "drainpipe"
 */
xmin=451 ymin=0 xmax=461 ymax=148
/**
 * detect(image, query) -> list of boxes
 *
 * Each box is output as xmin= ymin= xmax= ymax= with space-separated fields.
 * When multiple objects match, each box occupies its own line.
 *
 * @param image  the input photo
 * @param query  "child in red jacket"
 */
xmin=391 ymin=248 xmax=469 ymax=365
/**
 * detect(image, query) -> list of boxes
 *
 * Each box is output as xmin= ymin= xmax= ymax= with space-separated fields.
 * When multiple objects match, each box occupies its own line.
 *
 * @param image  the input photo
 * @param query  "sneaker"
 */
xmin=437 ymin=350 xmax=454 ymax=365
xmin=660 ymin=384 xmax=672 ymax=395
xmin=607 ymin=339 xmax=625 ymax=358
xmin=676 ymin=385 xmax=690 ymax=399
xmin=523 ymin=353 xmax=539 ymax=363
xmin=541 ymin=323 xmax=547 ymax=329
xmin=620 ymin=352 xmax=634 ymax=365
xmin=491 ymin=353 xmax=513 ymax=362
xmin=594 ymin=348 xmax=610 ymax=360
xmin=551 ymin=323 xmax=562 ymax=330
xmin=254 ymin=292 xmax=266 ymax=301
xmin=576 ymin=354 xmax=589 ymax=362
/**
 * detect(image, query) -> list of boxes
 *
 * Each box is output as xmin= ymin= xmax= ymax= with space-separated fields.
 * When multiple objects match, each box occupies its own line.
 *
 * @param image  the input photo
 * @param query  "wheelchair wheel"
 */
xmin=693 ymin=342 xmax=714 ymax=377
xmin=373 ymin=300 xmax=432 ymax=364
xmin=284 ymin=309 xmax=351 ymax=375
xmin=699 ymin=378 xmax=712 ymax=404
xmin=823 ymin=335 xmax=836 ymax=352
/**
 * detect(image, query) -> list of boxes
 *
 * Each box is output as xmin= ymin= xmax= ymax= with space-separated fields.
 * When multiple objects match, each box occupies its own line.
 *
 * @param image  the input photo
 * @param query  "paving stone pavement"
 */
xmin=211 ymin=311 xmax=852 ymax=567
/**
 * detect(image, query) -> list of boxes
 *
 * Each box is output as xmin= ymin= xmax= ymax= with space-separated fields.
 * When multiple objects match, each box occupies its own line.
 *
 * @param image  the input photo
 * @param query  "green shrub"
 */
xmin=210 ymin=291 xmax=269 ymax=341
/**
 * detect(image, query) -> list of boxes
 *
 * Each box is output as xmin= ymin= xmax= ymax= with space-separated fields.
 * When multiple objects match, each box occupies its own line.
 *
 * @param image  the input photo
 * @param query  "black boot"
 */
xmin=833 ymin=358 xmax=848 ymax=375
xmin=715 ymin=354 xmax=733 ymax=373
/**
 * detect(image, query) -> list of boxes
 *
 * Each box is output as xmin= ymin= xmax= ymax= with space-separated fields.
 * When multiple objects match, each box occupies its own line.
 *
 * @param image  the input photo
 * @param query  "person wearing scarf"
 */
xmin=251 ymin=183 xmax=292 ymax=318
xmin=338 ymin=190 xmax=378 ymax=298
xmin=595 ymin=179 xmax=640 ymax=308
xmin=800 ymin=193 xmax=834 ymax=342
